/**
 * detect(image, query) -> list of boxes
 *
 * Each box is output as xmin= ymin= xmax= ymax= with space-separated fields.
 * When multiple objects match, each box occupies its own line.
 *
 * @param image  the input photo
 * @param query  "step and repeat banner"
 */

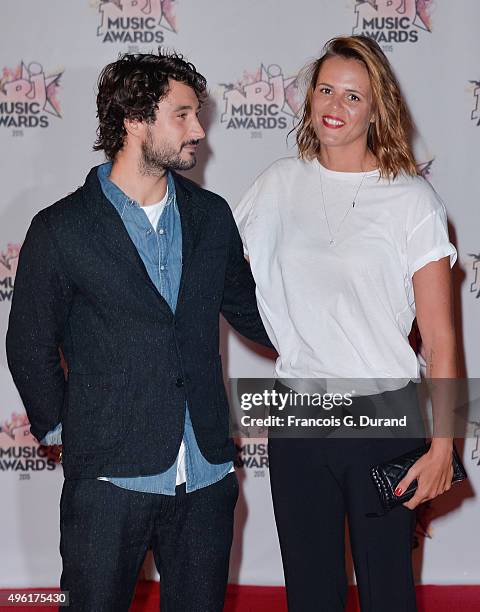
xmin=1 ymin=0 xmax=480 ymax=588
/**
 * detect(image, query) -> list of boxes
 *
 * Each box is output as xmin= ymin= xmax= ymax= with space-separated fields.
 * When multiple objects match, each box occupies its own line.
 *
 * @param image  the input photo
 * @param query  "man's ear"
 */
xmin=124 ymin=118 xmax=144 ymax=139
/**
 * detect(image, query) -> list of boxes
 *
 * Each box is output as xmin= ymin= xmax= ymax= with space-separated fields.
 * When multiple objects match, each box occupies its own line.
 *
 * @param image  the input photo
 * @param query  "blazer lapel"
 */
xmin=84 ymin=170 xmax=173 ymax=315
xmin=95 ymin=209 xmax=152 ymax=279
xmin=173 ymin=174 xmax=206 ymax=303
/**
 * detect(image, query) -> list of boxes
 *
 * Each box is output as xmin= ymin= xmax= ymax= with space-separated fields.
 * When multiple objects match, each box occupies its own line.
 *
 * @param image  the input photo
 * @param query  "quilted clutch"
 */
xmin=370 ymin=443 xmax=467 ymax=511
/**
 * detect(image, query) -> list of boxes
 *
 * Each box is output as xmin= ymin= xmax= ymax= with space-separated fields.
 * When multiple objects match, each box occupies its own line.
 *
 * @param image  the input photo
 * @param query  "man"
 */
xmin=6 ymin=51 xmax=272 ymax=611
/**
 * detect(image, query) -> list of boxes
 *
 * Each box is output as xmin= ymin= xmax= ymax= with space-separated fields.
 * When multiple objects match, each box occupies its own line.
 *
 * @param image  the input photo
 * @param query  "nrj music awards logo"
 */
xmin=0 ymin=244 xmax=20 ymax=303
xmin=352 ymin=0 xmax=434 ymax=46
xmin=0 ymin=412 xmax=59 ymax=474
xmin=96 ymin=0 xmax=177 ymax=44
xmin=0 ymin=62 xmax=62 ymax=130
xmin=220 ymin=64 xmax=302 ymax=131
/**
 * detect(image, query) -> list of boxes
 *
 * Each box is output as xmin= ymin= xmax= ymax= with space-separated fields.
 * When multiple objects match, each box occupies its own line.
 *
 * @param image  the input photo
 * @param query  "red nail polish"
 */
xmin=394 ymin=487 xmax=403 ymax=496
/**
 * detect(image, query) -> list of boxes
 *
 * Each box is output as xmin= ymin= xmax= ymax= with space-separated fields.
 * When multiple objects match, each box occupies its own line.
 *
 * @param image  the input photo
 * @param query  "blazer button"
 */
xmin=176 ymin=377 xmax=184 ymax=388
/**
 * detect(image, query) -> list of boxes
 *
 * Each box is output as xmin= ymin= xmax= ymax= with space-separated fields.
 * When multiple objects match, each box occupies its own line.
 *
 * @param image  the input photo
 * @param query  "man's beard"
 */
xmin=139 ymin=128 xmax=198 ymax=176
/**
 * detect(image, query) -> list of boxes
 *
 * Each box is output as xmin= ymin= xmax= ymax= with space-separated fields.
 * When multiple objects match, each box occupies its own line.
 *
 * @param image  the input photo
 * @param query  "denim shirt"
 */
xmin=42 ymin=163 xmax=232 ymax=494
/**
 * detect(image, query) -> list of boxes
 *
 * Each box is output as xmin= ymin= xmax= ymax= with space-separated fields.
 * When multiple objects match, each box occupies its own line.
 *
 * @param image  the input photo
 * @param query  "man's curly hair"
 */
xmin=94 ymin=50 xmax=207 ymax=160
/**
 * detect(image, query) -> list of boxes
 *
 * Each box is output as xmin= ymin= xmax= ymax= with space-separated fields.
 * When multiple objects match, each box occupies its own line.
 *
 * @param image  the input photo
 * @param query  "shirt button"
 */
xmin=176 ymin=378 xmax=184 ymax=388
xmin=159 ymin=228 xmax=165 ymax=235
xmin=160 ymin=265 xmax=165 ymax=271
xmin=146 ymin=228 xmax=153 ymax=236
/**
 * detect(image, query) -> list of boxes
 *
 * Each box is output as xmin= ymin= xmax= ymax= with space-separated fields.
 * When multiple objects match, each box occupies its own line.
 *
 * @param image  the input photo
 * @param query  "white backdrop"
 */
xmin=1 ymin=0 xmax=479 ymax=588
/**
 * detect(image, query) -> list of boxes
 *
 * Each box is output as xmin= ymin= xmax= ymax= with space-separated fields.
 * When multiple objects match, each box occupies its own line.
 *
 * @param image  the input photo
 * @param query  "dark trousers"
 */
xmin=59 ymin=473 xmax=238 ymax=612
xmin=269 ymin=436 xmax=423 ymax=612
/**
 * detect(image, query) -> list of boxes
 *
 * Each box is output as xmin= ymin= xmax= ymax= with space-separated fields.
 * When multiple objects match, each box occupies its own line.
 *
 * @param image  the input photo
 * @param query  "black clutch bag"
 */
xmin=370 ymin=443 xmax=467 ymax=512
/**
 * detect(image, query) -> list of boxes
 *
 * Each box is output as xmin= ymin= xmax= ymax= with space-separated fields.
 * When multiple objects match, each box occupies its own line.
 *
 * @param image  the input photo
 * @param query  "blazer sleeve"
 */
xmin=221 ymin=207 xmax=275 ymax=350
xmin=6 ymin=213 xmax=72 ymax=443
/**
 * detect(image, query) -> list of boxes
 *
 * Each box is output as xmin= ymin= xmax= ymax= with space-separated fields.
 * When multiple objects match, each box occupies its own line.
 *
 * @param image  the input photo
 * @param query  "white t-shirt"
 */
xmin=142 ymin=186 xmax=169 ymax=229
xmin=234 ymin=157 xmax=457 ymax=393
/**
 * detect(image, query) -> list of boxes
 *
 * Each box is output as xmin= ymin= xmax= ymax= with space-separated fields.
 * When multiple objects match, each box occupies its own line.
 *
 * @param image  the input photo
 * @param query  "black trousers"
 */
xmin=269 ymin=436 xmax=423 ymax=612
xmin=59 ymin=473 xmax=238 ymax=612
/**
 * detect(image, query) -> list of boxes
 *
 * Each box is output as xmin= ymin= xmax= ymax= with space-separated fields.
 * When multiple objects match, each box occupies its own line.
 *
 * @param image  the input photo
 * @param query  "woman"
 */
xmin=234 ymin=36 xmax=457 ymax=611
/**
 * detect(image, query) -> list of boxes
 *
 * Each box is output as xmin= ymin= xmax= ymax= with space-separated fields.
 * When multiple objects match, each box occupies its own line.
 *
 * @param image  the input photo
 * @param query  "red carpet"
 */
xmin=134 ymin=583 xmax=480 ymax=611
xmin=1 ymin=583 xmax=479 ymax=611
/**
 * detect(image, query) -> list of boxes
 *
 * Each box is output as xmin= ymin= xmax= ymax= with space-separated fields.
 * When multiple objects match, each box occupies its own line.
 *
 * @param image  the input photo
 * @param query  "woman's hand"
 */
xmin=395 ymin=439 xmax=454 ymax=510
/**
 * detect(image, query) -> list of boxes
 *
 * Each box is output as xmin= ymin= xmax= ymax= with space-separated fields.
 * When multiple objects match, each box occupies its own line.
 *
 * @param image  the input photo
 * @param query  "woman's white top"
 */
xmin=234 ymin=157 xmax=457 ymax=393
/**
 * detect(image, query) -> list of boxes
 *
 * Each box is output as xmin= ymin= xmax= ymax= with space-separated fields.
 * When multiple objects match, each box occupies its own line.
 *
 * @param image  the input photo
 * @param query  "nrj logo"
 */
xmin=0 ymin=412 xmax=59 ymax=473
xmin=220 ymin=64 xmax=302 ymax=131
xmin=96 ymin=0 xmax=176 ymax=44
xmin=353 ymin=0 xmax=434 ymax=45
xmin=0 ymin=62 xmax=62 ymax=129
xmin=469 ymin=80 xmax=480 ymax=126
xmin=468 ymin=252 xmax=480 ymax=299
xmin=0 ymin=243 xmax=20 ymax=303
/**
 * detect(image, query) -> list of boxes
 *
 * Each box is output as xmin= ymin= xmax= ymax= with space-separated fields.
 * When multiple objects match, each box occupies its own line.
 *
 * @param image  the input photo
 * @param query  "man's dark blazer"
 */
xmin=6 ymin=166 xmax=272 ymax=479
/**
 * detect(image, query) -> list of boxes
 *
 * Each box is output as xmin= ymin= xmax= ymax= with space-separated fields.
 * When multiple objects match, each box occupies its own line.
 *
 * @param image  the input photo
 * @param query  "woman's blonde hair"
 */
xmin=296 ymin=35 xmax=417 ymax=178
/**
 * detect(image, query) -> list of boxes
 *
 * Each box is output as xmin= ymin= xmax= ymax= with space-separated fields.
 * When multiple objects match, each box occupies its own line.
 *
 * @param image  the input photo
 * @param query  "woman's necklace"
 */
xmin=318 ymin=164 xmax=367 ymax=247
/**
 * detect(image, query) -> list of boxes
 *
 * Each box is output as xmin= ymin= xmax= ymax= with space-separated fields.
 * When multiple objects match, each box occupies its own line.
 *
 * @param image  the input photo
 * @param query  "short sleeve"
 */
xmin=233 ymin=180 xmax=258 ymax=257
xmin=406 ymin=183 xmax=457 ymax=278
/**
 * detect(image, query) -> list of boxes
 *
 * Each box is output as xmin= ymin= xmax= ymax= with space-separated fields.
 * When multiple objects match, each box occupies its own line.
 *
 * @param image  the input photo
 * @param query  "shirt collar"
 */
xmin=97 ymin=162 xmax=176 ymax=216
